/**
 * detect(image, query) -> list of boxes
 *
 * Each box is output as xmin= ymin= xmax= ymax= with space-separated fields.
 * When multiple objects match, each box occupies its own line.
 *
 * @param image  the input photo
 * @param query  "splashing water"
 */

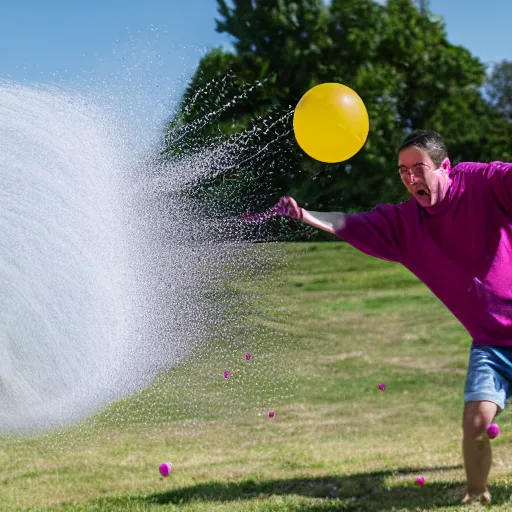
xmin=0 ymin=41 xmax=297 ymax=437
xmin=0 ymin=80 xmax=191 ymax=433
xmin=1 ymin=82 xmax=130 ymax=432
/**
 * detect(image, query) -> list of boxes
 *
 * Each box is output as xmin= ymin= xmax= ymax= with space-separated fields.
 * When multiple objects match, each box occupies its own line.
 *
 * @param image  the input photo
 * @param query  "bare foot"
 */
xmin=460 ymin=488 xmax=491 ymax=505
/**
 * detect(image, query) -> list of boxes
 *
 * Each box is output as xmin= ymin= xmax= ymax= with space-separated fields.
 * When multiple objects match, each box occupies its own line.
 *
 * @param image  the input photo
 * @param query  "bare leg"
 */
xmin=461 ymin=400 xmax=498 ymax=504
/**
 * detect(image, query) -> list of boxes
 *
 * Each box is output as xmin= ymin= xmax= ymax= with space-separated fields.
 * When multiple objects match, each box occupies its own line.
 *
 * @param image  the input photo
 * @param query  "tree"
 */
xmin=415 ymin=0 xmax=430 ymax=14
xmin=485 ymin=59 xmax=512 ymax=122
xmin=162 ymin=0 xmax=512 ymax=236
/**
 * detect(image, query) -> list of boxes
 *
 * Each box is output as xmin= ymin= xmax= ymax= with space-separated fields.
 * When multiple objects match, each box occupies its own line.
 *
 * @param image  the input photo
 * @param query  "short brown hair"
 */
xmin=398 ymin=130 xmax=448 ymax=168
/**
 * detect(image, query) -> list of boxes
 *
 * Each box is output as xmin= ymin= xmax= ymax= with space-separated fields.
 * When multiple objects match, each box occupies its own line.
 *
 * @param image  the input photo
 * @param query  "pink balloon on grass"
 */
xmin=223 ymin=370 xmax=230 ymax=379
xmin=415 ymin=476 xmax=425 ymax=486
xmin=245 ymin=353 xmax=252 ymax=361
xmin=159 ymin=462 xmax=172 ymax=477
xmin=378 ymin=384 xmax=386 ymax=391
xmin=268 ymin=411 xmax=275 ymax=418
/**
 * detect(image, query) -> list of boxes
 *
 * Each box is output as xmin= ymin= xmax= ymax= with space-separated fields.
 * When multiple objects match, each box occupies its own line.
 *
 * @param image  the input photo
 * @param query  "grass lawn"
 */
xmin=2 ymin=242 xmax=512 ymax=511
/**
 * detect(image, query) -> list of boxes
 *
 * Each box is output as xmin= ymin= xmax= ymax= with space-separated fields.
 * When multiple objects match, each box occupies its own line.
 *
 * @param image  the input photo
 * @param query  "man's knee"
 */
xmin=463 ymin=401 xmax=498 ymax=439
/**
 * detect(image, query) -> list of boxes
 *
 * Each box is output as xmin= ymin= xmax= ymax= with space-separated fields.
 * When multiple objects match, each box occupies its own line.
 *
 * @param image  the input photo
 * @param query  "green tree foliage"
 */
xmin=163 ymin=0 xmax=512 ymax=226
xmin=486 ymin=59 xmax=512 ymax=122
xmin=415 ymin=0 xmax=430 ymax=14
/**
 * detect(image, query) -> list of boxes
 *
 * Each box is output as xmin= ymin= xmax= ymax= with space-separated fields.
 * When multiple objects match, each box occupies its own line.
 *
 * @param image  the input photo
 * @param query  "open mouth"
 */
xmin=413 ymin=185 xmax=430 ymax=197
xmin=412 ymin=187 xmax=431 ymax=205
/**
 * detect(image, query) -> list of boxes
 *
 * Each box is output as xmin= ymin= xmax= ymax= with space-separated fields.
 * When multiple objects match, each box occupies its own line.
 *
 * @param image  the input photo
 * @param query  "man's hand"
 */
xmin=242 ymin=196 xmax=303 ymax=224
xmin=243 ymin=197 xmax=344 ymax=235
xmin=273 ymin=196 xmax=303 ymax=220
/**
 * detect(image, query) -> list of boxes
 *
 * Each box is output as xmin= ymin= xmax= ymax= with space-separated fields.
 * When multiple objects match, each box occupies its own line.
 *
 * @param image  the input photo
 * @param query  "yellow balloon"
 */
xmin=293 ymin=83 xmax=369 ymax=163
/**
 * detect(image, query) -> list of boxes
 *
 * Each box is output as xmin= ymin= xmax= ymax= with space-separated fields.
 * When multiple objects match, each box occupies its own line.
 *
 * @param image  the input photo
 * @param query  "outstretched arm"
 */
xmin=274 ymin=196 xmax=345 ymax=235
xmin=273 ymin=196 xmax=403 ymax=263
xmin=302 ymin=209 xmax=346 ymax=234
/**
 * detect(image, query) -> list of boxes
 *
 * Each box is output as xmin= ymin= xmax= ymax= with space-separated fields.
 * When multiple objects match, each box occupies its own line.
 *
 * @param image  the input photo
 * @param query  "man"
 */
xmin=273 ymin=129 xmax=512 ymax=505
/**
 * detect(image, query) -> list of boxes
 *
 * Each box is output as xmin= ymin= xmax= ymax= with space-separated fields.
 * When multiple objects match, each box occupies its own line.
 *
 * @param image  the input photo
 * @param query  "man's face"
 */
xmin=398 ymin=146 xmax=440 ymax=208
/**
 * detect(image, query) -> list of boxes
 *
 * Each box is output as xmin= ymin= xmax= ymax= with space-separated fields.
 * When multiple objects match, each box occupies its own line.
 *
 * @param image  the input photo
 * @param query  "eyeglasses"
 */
xmin=398 ymin=162 xmax=431 ymax=176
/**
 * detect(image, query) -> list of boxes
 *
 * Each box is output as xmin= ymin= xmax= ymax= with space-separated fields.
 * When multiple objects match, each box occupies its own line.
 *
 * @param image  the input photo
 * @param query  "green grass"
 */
xmin=3 ymin=242 xmax=512 ymax=511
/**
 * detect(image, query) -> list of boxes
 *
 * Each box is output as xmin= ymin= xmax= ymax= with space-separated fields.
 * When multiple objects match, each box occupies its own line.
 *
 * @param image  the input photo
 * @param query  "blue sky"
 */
xmin=0 ymin=0 xmax=229 ymax=84
xmin=1 ymin=1 xmax=511 ymax=85
xmin=427 ymin=0 xmax=512 ymax=66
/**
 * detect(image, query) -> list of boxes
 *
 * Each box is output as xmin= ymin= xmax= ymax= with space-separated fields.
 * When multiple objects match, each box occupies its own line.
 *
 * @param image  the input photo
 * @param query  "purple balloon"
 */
xmin=415 ymin=476 xmax=425 ymax=486
xmin=159 ymin=462 xmax=172 ymax=477
xmin=487 ymin=423 xmax=500 ymax=439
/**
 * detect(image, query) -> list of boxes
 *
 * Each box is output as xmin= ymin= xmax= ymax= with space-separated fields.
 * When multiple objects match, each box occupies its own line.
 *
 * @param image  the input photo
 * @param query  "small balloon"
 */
xmin=378 ymin=383 xmax=386 ymax=391
xmin=159 ymin=462 xmax=172 ymax=477
xmin=223 ymin=370 xmax=230 ymax=379
xmin=268 ymin=411 xmax=275 ymax=418
xmin=415 ymin=476 xmax=425 ymax=486
xmin=487 ymin=423 xmax=500 ymax=439
xmin=245 ymin=353 xmax=252 ymax=361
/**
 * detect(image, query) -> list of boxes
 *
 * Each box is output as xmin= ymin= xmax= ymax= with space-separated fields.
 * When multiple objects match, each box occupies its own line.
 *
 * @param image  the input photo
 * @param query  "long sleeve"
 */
xmin=334 ymin=203 xmax=403 ymax=263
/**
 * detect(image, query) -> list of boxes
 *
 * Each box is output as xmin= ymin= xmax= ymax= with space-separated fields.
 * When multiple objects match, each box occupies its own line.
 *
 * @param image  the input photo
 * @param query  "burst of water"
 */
xmin=0 ymin=37 xmax=297 ymax=440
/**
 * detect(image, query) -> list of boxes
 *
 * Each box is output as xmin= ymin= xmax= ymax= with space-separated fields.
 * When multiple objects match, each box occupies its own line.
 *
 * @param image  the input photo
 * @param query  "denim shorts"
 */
xmin=464 ymin=345 xmax=512 ymax=411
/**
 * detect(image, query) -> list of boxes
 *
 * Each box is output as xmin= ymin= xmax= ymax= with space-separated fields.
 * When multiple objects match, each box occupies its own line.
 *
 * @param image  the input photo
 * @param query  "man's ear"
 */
xmin=440 ymin=157 xmax=451 ymax=172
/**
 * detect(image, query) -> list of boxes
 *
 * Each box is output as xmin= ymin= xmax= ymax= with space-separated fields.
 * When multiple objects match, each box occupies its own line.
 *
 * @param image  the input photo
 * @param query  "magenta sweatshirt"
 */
xmin=336 ymin=162 xmax=512 ymax=346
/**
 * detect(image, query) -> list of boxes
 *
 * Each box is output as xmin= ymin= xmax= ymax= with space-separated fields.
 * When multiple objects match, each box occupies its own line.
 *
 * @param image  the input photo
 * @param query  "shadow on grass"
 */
xmin=146 ymin=465 xmax=512 ymax=510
